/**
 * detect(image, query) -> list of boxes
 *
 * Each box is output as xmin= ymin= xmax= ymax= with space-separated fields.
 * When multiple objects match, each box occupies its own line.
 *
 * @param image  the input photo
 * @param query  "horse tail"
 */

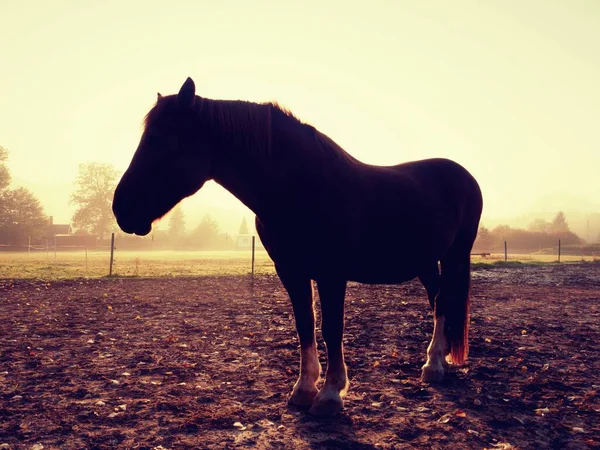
xmin=438 ymin=203 xmax=481 ymax=364
xmin=438 ymin=253 xmax=471 ymax=365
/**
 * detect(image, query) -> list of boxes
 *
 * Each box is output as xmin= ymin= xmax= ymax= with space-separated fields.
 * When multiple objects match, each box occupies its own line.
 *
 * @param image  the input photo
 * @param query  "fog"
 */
xmin=1 ymin=1 xmax=599 ymax=240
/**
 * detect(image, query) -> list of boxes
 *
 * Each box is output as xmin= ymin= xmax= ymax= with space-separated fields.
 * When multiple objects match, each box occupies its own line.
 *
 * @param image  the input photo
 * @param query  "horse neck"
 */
xmin=205 ymin=99 xmax=358 ymax=220
xmin=205 ymin=99 xmax=276 ymax=219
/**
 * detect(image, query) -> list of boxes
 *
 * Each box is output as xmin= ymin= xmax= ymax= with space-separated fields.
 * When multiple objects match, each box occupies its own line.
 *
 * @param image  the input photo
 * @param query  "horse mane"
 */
xmin=143 ymin=95 xmax=354 ymax=163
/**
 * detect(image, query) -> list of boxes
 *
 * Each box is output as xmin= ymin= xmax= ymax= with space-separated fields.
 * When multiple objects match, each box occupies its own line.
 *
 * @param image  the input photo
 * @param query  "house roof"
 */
xmin=44 ymin=224 xmax=72 ymax=236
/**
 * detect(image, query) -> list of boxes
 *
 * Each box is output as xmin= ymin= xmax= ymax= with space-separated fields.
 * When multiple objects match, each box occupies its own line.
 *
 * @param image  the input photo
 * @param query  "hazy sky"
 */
xmin=0 ymin=0 xmax=599 ymax=229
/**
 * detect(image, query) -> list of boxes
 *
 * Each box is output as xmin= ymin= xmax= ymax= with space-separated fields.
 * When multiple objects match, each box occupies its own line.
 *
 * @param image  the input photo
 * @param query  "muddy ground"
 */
xmin=1 ymin=263 xmax=599 ymax=449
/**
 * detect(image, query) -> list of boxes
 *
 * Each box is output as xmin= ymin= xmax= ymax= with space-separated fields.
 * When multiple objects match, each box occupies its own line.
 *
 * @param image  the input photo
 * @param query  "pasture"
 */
xmin=0 ymin=249 xmax=597 ymax=280
xmin=1 ymin=263 xmax=599 ymax=449
xmin=0 ymin=250 xmax=276 ymax=279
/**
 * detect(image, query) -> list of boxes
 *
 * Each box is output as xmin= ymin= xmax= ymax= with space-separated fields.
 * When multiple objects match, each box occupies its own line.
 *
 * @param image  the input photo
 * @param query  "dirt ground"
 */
xmin=1 ymin=263 xmax=599 ymax=449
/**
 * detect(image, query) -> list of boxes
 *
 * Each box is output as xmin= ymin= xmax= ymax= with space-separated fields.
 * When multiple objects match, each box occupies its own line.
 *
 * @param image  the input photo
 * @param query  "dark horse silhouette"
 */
xmin=113 ymin=78 xmax=483 ymax=416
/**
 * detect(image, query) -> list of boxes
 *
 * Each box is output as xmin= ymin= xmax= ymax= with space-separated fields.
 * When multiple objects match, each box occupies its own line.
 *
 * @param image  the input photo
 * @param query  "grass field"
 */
xmin=0 ymin=249 xmax=598 ymax=280
xmin=0 ymin=250 xmax=275 ymax=279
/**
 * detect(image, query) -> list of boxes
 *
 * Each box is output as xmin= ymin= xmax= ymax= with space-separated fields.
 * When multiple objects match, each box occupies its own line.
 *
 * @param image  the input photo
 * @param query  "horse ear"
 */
xmin=157 ymin=92 xmax=163 ymax=101
xmin=177 ymin=77 xmax=196 ymax=109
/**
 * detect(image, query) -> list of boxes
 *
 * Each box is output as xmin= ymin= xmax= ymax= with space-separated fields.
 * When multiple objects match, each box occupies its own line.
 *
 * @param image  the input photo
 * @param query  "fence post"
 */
xmin=85 ymin=245 xmax=88 ymax=276
xmin=558 ymin=239 xmax=561 ymax=263
xmin=28 ymin=236 xmax=31 ymax=256
xmin=504 ymin=241 xmax=507 ymax=262
xmin=53 ymin=236 xmax=57 ymax=261
xmin=109 ymin=233 xmax=115 ymax=276
xmin=46 ymin=239 xmax=49 ymax=260
xmin=251 ymin=236 xmax=256 ymax=275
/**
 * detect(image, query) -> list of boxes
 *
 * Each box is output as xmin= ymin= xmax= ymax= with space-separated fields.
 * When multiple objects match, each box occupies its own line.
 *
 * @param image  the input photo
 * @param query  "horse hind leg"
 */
xmin=422 ymin=234 xmax=474 ymax=383
xmin=418 ymin=262 xmax=440 ymax=311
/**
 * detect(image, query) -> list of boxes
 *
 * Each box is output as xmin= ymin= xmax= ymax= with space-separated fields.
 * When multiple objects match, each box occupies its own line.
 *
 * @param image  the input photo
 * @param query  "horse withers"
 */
xmin=113 ymin=77 xmax=483 ymax=416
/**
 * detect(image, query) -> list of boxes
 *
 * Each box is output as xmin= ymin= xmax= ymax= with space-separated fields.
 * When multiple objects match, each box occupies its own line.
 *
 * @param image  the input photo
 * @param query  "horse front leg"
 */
xmin=276 ymin=265 xmax=321 ymax=407
xmin=310 ymin=278 xmax=349 ymax=416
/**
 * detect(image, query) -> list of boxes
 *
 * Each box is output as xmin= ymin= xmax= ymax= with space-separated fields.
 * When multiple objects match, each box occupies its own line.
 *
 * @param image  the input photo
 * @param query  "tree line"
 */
xmin=474 ymin=212 xmax=583 ymax=253
xmin=0 ymin=146 xmax=47 ymax=244
xmin=0 ymin=146 xmax=236 ymax=249
xmin=0 ymin=143 xmax=597 ymax=251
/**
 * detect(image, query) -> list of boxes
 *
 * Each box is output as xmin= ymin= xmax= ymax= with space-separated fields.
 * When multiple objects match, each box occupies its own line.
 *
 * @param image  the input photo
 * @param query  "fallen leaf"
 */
xmin=491 ymin=444 xmax=516 ymax=450
xmin=454 ymin=409 xmax=467 ymax=418
xmin=535 ymin=407 xmax=550 ymax=415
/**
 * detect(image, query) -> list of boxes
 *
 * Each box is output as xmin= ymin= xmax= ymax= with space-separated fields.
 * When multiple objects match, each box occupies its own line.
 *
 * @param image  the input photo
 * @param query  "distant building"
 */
xmin=42 ymin=216 xmax=72 ymax=241
xmin=236 ymin=217 xmax=254 ymax=248
xmin=41 ymin=216 xmax=97 ymax=249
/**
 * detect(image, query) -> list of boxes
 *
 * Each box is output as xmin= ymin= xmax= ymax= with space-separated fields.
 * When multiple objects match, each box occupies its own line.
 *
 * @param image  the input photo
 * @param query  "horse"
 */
xmin=113 ymin=77 xmax=483 ymax=416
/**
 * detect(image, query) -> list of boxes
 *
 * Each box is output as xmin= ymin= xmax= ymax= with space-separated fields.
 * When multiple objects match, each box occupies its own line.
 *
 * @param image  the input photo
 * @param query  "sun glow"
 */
xmin=0 ymin=1 xmax=599 ymax=235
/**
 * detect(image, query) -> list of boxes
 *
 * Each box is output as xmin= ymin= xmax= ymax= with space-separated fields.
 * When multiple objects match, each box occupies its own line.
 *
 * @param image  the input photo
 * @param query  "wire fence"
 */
xmin=471 ymin=239 xmax=600 ymax=263
xmin=0 ymin=234 xmax=270 ymax=279
xmin=1 ymin=236 xmax=599 ymax=280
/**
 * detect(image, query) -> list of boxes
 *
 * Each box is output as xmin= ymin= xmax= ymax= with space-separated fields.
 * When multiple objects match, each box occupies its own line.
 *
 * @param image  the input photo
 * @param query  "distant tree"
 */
xmin=528 ymin=218 xmax=550 ymax=233
xmin=188 ymin=214 xmax=220 ymax=248
xmin=70 ymin=162 xmax=119 ymax=239
xmin=0 ymin=148 xmax=47 ymax=244
xmin=550 ymin=211 xmax=569 ymax=234
xmin=0 ymin=187 xmax=47 ymax=243
xmin=168 ymin=205 xmax=186 ymax=241
xmin=474 ymin=225 xmax=492 ymax=250
xmin=0 ymin=147 xmax=10 ymax=232
xmin=0 ymin=146 xmax=10 ymax=191
xmin=487 ymin=222 xmax=581 ymax=251
xmin=239 ymin=216 xmax=249 ymax=235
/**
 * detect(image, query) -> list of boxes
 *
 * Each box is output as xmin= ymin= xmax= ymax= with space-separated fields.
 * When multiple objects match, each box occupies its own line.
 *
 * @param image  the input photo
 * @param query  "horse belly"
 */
xmin=345 ymin=258 xmax=421 ymax=285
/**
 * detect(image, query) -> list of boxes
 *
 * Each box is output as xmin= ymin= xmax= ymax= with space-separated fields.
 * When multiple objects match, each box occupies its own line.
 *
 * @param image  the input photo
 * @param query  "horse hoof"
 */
xmin=289 ymin=385 xmax=318 ymax=407
xmin=309 ymin=393 xmax=344 ymax=416
xmin=421 ymin=364 xmax=445 ymax=383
